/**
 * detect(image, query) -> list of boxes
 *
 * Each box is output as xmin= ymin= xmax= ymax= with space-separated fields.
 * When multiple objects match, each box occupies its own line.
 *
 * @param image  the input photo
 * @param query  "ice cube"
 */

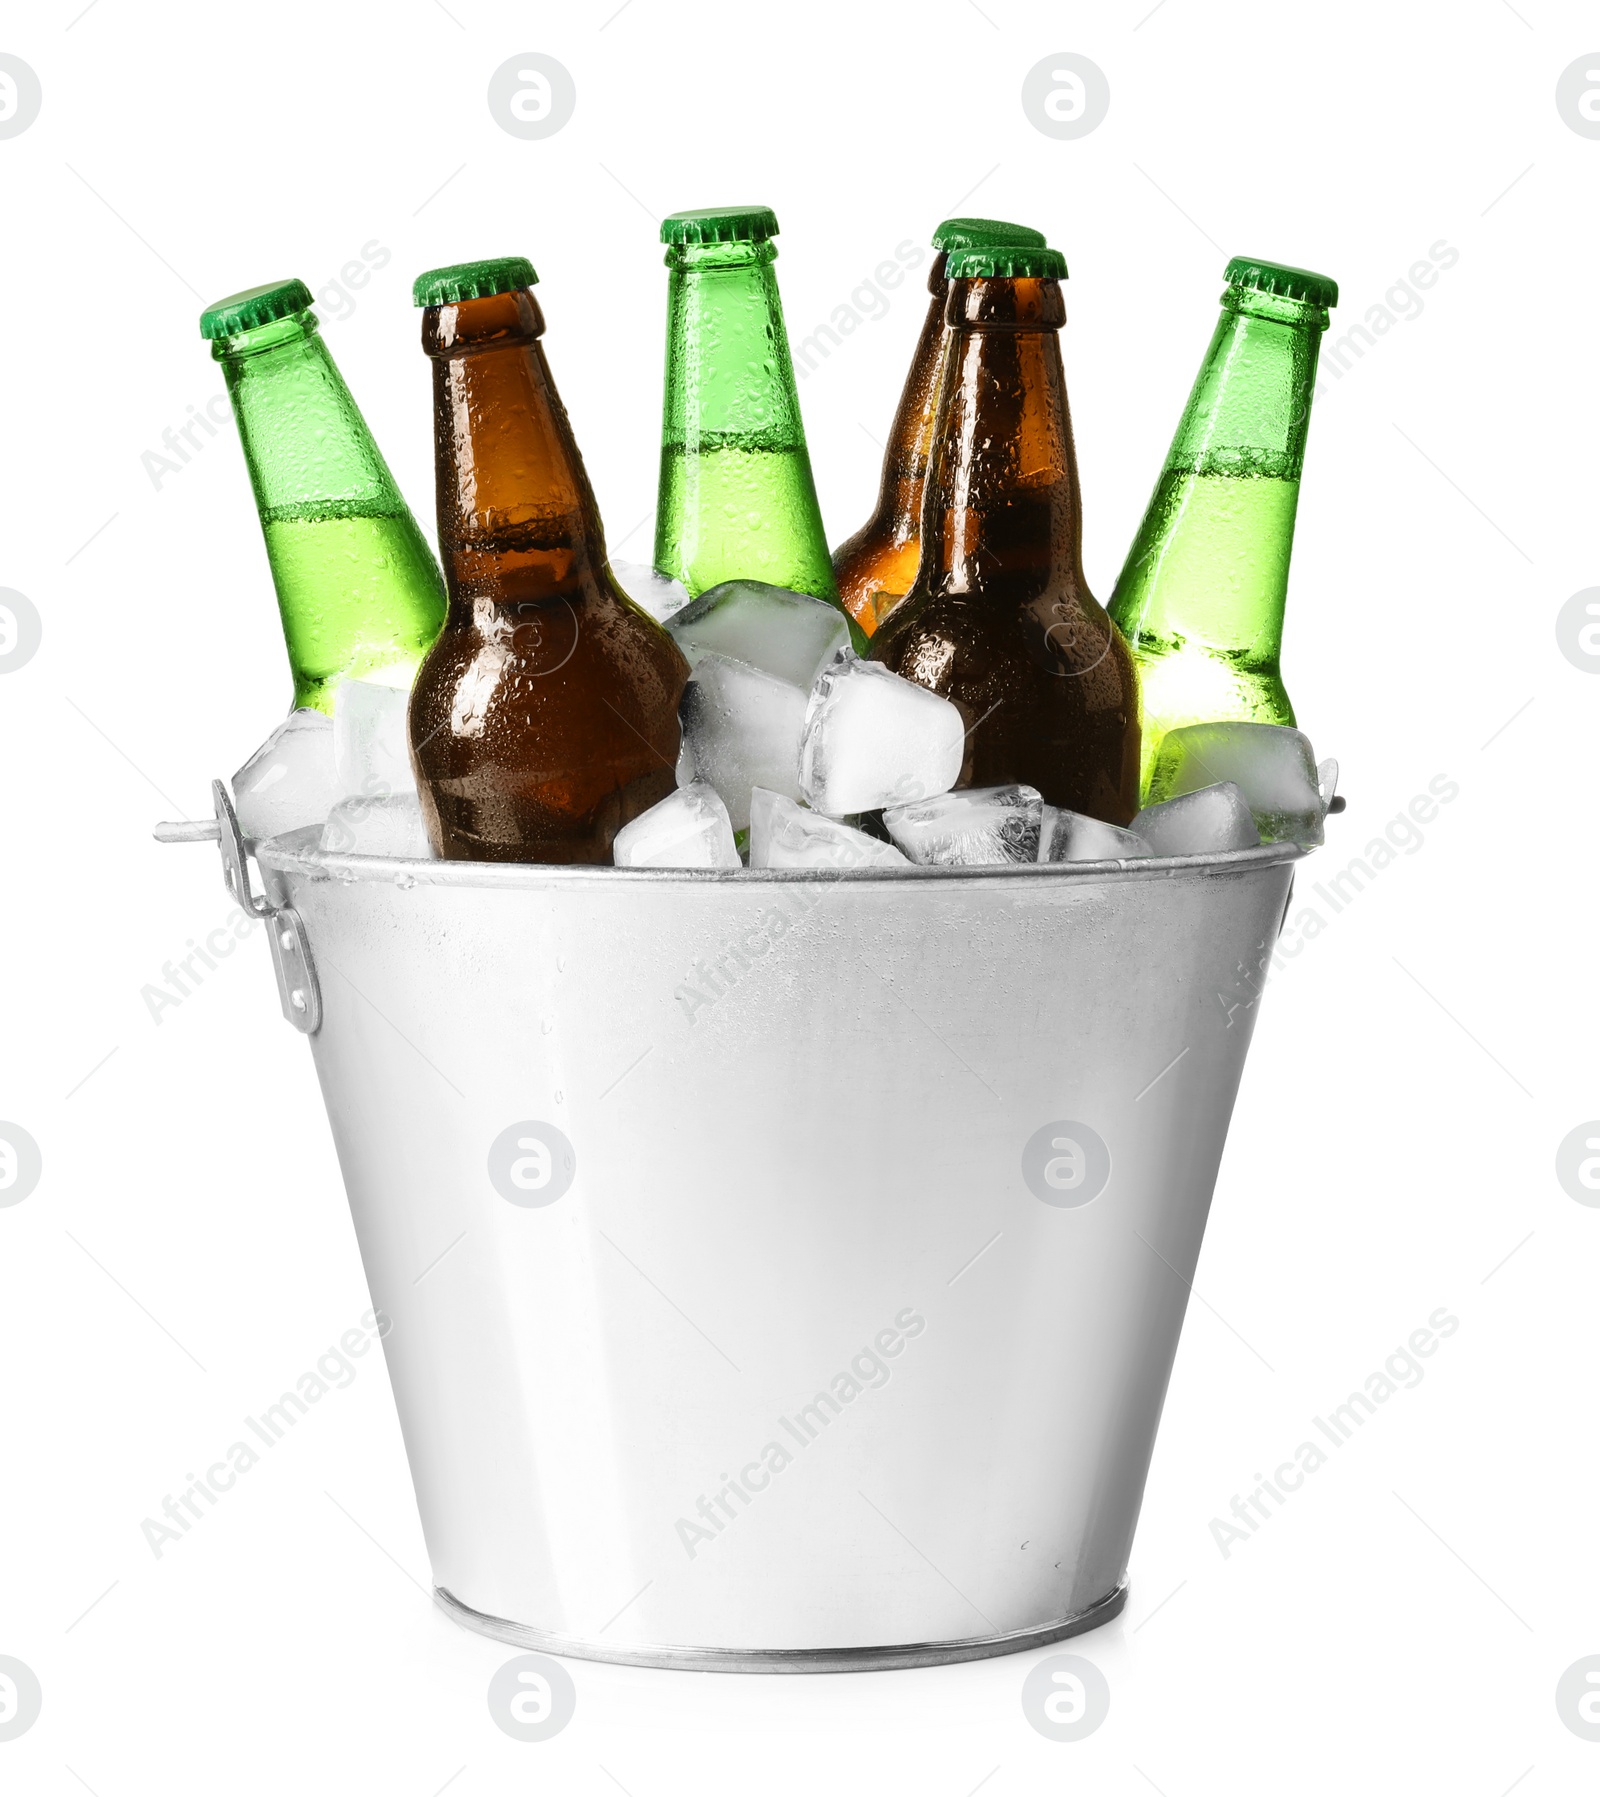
xmin=613 ymin=782 xmax=741 ymax=869
xmin=883 ymin=785 xmax=1043 ymax=867
xmin=611 ymin=557 xmax=692 ymax=624
xmin=1317 ymin=757 xmax=1339 ymax=809
xmin=1147 ymin=722 xmax=1324 ymax=846
xmin=668 ymin=579 xmax=850 ymax=690
xmin=1130 ymin=782 xmax=1261 ymax=856
xmin=231 ymin=709 xmax=340 ymax=842
xmin=1038 ymin=805 xmax=1153 ymax=863
xmin=799 ymin=656 xmax=965 ymax=817
xmin=674 ymin=729 xmax=697 ymax=789
xmin=320 ymin=793 xmax=434 ymax=858
xmin=677 ymin=652 xmax=807 ymax=831
xmin=333 ymin=679 xmax=417 ymax=802
xmin=748 ymin=789 xmax=910 ymax=871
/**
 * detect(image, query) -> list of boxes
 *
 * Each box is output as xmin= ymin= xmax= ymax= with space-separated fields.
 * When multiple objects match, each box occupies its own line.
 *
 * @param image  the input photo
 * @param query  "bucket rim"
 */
xmin=256 ymin=826 xmax=1309 ymax=890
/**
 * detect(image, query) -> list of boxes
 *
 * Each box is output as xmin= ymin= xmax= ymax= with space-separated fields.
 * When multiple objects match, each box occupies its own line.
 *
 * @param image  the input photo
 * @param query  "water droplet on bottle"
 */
xmin=541 ymin=1018 xmax=554 ymax=1035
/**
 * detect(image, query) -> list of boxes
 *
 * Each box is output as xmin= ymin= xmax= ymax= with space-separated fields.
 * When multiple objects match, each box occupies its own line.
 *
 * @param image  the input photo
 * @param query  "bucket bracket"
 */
xmin=266 ymin=906 xmax=321 ymax=1035
xmin=202 ymin=779 xmax=321 ymax=1035
xmin=155 ymin=786 xmax=322 ymax=1034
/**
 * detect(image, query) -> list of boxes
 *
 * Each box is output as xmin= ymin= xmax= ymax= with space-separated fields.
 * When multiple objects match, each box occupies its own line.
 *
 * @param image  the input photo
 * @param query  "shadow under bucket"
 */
xmin=207 ymin=783 xmax=1302 ymax=1672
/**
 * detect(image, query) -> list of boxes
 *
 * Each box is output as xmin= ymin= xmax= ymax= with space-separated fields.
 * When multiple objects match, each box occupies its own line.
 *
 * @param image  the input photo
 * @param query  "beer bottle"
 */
xmin=1108 ymin=256 xmax=1337 ymax=795
xmin=201 ymin=279 xmax=447 ymax=714
xmin=653 ymin=206 xmax=844 ymax=619
xmin=408 ymin=258 xmax=689 ymax=864
xmin=871 ymin=245 xmax=1140 ymax=825
xmin=833 ymin=216 xmax=1046 ymax=638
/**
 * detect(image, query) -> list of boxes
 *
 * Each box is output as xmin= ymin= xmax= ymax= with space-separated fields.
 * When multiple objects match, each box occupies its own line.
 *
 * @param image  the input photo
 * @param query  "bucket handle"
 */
xmin=153 ymin=782 xmax=322 ymax=1037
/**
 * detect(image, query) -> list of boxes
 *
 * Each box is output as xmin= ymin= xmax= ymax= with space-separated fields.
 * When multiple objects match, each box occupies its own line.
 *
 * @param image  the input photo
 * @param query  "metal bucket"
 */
xmin=181 ymin=784 xmax=1301 ymax=1672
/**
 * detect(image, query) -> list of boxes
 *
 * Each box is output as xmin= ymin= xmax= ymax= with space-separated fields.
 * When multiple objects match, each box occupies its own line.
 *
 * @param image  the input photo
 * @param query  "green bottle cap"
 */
xmin=411 ymin=256 xmax=539 ymax=307
xmin=660 ymin=205 xmax=779 ymax=246
xmin=945 ymin=244 xmax=1068 ymax=280
xmin=1224 ymin=256 xmax=1338 ymax=309
xmin=199 ymin=278 xmax=314 ymax=340
xmin=932 ymin=216 xmax=1046 ymax=253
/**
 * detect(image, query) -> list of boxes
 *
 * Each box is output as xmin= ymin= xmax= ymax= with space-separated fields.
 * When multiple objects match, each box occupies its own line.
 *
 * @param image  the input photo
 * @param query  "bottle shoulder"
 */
xmin=875 ymin=578 xmax=1109 ymax=640
xmin=423 ymin=586 xmax=686 ymax=674
xmin=833 ymin=515 xmax=920 ymax=594
xmin=874 ymin=582 xmax=1135 ymax=695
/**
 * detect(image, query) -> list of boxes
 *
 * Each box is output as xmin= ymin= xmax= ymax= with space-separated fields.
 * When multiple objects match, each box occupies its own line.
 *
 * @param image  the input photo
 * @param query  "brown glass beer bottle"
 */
xmin=408 ymin=258 xmax=689 ymax=864
xmin=870 ymin=244 xmax=1140 ymax=824
xmin=832 ymin=217 xmax=1046 ymax=639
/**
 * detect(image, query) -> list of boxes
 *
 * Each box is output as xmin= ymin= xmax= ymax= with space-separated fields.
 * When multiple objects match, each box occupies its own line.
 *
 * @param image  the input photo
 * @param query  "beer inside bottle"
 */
xmin=1108 ymin=256 xmax=1337 ymax=794
xmin=871 ymin=245 xmax=1140 ymax=824
xmin=408 ymin=258 xmax=688 ymax=865
xmin=833 ymin=216 xmax=1045 ymax=638
xmin=201 ymin=279 xmax=446 ymax=713
xmin=653 ymin=206 xmax=841 ymax=611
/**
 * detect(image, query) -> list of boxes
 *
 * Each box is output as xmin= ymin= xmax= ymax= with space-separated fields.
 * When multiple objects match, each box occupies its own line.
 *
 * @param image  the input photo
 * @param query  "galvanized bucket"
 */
xmin=171 ymin=782 xmax=1301 ymax=1672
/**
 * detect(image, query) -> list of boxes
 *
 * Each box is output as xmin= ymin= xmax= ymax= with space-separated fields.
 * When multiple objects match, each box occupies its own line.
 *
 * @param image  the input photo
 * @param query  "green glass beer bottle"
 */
xmin=1107 ymin=256 xmax=1337 ymax=794
xmin=653 ymin=205 xmax=842 ymax=616
xmin=202 ymin=279 xmax=446 ymax=714
xmin=833 ymin=215 xmax=1045 ymax=638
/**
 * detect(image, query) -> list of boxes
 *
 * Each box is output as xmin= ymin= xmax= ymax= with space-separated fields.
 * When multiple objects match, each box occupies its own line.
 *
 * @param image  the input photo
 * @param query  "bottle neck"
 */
xmin=423 ymin=289 xmax=608 ymax=608
xmin=919 ymin=275 xmax=1086 ymax=594
xmin=1164 ymin=286 xmax=1328 ymax=479
xmin=876 ymin=252 xmax=951 ymax=498
xmin=659 ymin=239 xmax=805 ymax=451
xmin=215 ymin=311 xmax=400 ymax=519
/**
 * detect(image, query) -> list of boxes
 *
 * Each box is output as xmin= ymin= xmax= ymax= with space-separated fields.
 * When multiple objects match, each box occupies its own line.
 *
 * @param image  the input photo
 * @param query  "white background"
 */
xmin=1 ymin=0 xmax=1594 ymax=1790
